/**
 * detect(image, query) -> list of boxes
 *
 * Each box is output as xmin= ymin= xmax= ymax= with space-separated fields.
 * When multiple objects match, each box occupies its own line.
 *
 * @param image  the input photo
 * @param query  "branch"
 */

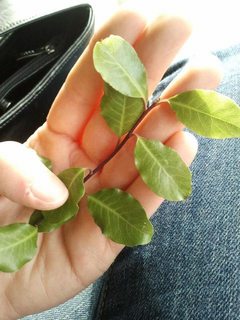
xmin=84 ymin=100 xmax=163 ymax=182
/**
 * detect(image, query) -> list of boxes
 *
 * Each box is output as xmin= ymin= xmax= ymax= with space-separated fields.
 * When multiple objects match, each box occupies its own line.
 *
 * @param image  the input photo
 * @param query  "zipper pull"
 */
xmin=0 ymin=98 xmax=12 ymax=112
xmin=17 ymin=44 xmax=56 ymax=61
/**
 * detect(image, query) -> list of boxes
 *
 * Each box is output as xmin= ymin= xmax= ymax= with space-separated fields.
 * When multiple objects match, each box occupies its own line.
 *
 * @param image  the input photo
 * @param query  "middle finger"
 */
xmin=81 ymin=14 xmax=192 ymax=163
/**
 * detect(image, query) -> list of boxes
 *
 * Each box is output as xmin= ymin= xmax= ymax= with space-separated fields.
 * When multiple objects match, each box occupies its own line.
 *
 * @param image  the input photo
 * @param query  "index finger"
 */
xmin=47 ymin=10 xmax=147 ymax=139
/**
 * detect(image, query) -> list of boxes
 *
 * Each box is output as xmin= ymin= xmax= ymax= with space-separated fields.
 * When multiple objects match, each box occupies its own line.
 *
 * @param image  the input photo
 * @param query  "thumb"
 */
xmin=0 ymin=141 xmax=68 ymax=210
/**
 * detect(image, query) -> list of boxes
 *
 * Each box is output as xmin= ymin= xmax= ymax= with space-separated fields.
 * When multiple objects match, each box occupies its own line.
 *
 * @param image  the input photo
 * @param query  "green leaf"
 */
xmin=0 ymin=223 xmax=38 ymax=272
xmin=135 ymin=136 xmax=191 ymax=201
xmin=37 ymin=168 xmax=85 ymax=232
xmin=38 ymin=155 xmax=52 ymax=170
xmin=29 ymin=210 xmax=44 ymax=227
xmin=88 ymin=188 xmax=153 ymax=246
xmin=101 ymin=83 xmax=144 ymax=136
xmin=93 ymin=35 xmax=148 ymax=101
xmin=168 ymin=89 xmax=240 ymax=138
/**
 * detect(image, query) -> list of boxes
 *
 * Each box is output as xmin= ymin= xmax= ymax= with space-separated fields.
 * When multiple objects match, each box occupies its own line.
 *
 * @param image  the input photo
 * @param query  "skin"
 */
xmin=0 ymin=10 xmax=222 ymax=319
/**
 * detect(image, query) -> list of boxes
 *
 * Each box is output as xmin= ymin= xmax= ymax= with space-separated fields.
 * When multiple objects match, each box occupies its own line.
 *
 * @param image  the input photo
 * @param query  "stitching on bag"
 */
xmin=0 ymin=16 xmax=36 ymax=33
xmin=0 ymin=5 xmax=91 ymax=34
xmin=0 ymin=11 xmax=94 ymax=128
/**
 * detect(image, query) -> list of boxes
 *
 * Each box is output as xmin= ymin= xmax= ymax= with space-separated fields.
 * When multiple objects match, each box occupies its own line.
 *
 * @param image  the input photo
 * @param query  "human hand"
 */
xmin=0 ymin=10 xmax=222 ymax=319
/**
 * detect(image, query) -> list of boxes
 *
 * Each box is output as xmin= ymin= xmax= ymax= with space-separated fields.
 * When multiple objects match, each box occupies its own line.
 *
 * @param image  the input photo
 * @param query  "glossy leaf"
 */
xmin=29 ymin=210 xmax=44 ymax=227
xmin=88 ymin=188 xmax=153 ymax=246
xmin=39 ymin=155 xmax=52 ymax=170
xmin=168 ymin=89 xmax=240 ymax=138
xmin=0 ymin=223 xmax=38 ymax=272
xmin=37 ymin=168 xmax=85 ymax=232
xmin=93 ymin=35 xmax=148 ymax=101
xmin=135 ymin=136 xmax=191 ymax=201
xmin=101 ymin=83 xmax=144 ymax=136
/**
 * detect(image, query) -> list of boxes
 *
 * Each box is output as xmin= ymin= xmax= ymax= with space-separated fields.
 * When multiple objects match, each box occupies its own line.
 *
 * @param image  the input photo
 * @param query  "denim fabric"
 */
xmin=22 ymin=45 xmax=240 ymax=320
xmin=93 ymin=45 xmax=240 ymax=320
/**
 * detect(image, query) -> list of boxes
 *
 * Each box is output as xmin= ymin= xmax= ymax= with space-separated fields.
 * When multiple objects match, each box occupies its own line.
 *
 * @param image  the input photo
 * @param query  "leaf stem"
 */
xmin=84 ymin=100 xmax=163 ymax=183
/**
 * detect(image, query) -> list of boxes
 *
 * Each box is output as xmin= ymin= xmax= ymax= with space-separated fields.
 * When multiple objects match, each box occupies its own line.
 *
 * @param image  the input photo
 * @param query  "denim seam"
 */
xmin=94 ymin=267 xmax=113 ymax=320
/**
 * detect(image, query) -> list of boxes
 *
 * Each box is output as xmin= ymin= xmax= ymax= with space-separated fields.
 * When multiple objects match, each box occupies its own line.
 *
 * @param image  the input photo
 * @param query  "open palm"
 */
xmin=0 ymin=10 xmax=221 ymax=319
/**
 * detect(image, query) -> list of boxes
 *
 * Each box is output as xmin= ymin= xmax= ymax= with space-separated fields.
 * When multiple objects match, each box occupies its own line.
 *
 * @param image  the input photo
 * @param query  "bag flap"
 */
xmin=0 ymin=0 xmax=91 ymax=36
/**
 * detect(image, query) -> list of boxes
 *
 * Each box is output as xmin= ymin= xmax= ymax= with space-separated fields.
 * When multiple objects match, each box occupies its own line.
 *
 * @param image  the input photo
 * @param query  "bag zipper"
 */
xmin=0 ymin=37 xmax=63 ymax=113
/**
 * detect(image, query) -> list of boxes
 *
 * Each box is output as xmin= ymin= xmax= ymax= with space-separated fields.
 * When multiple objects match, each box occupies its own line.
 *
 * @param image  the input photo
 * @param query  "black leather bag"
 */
xmin=0 ymin=1 xmax=94 ymax=142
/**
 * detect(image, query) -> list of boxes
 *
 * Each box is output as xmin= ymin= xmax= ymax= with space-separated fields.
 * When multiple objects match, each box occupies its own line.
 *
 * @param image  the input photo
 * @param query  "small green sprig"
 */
xmin=1 ymin=35 xmax=240 ymax=272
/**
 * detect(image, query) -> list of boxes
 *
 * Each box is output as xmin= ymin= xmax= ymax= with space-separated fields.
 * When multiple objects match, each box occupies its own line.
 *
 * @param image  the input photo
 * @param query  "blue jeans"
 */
xmin=23 ymin=44 xmax=240 ymax=320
